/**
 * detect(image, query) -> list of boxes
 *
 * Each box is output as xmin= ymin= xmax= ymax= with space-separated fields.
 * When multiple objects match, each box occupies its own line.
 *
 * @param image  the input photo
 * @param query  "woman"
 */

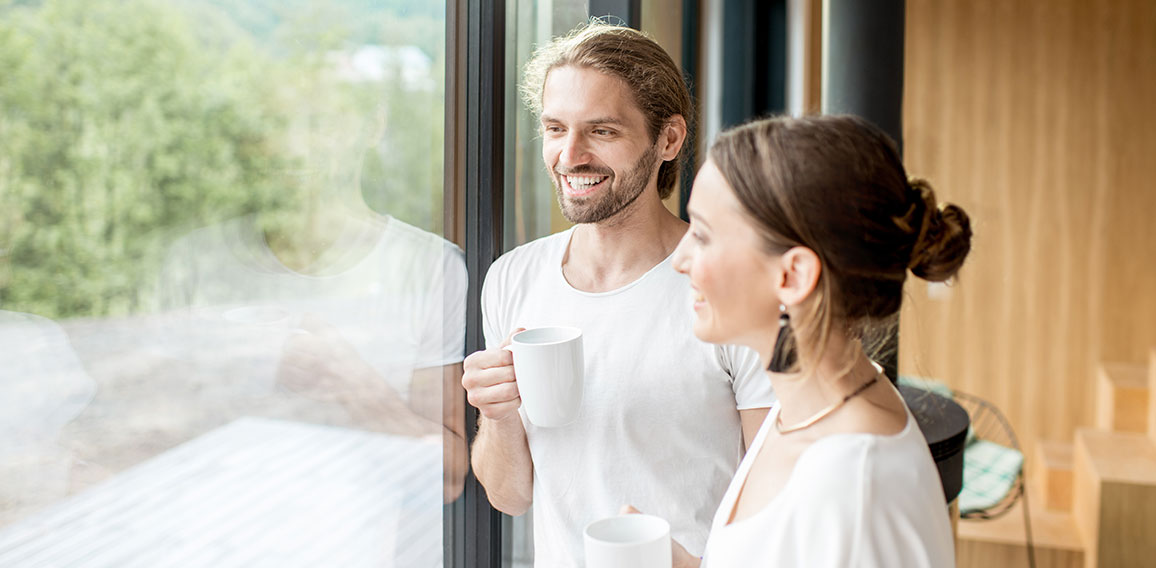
xmin=669 ymin=115 xmax=970 ymax=566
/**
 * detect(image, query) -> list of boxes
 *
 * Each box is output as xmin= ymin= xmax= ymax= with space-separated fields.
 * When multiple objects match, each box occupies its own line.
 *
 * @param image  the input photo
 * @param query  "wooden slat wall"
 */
xmin=900 ymin=0 xmax=1156 ymax=455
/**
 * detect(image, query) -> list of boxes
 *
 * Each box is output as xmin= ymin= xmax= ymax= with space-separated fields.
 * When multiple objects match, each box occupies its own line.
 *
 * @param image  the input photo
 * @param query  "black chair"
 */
xmin=951 ymin=390 xmax=1037 ymax=567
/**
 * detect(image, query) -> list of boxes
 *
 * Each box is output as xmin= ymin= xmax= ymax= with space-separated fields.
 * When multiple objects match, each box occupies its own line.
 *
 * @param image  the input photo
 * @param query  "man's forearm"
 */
xmin=443 ymin=425 xmax=468 ymax=503
xmin=471 ymin=413 xmax=534 ymax=515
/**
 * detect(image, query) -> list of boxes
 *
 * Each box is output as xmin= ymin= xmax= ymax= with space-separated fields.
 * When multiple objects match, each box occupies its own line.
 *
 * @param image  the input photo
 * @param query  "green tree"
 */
xmin=0 ymin=0 xmax=291 ymax=317
xmin=0 ymin=0 xmax=447 ymax=319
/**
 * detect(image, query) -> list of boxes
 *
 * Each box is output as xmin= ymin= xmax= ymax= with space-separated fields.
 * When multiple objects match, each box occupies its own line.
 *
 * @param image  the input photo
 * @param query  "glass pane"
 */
xmin=504 ymin=0 xmax=588 ymax=253
xmin=501 ymin=1 xmax=587 ymax=566
xmin=0 ymin=1 xmax=462 ymax=566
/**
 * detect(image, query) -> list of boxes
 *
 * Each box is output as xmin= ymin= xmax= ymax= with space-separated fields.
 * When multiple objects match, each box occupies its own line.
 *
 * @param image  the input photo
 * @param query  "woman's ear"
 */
xmin=776 ymin=246 xmax=821 ymax=307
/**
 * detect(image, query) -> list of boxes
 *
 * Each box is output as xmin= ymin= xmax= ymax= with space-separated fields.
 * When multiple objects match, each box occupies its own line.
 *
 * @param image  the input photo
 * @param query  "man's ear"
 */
xmin=776 ymin=246 xmax=821 ymax=307
xmin=659 ymin=115 xmax=688 ymax=161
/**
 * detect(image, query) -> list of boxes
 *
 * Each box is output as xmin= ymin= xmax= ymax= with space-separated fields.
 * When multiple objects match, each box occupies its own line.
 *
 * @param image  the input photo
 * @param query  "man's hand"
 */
xmin=461 ymin=329 xmax=524 ymax=421
xmin=464 ymin=329 xmax=534 ymax=515
xmin=276 ymin=313 xmax=378 ymax=402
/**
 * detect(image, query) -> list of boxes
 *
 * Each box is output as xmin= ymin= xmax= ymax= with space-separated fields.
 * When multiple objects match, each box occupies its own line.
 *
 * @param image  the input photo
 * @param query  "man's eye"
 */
xmin=593 ymin=129 xmax=613 ymax=136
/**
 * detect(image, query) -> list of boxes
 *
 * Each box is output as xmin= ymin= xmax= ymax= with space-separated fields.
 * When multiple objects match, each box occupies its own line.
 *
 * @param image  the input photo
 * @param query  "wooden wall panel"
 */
xmin=900 ymin=0 xmax=1156 ymax=456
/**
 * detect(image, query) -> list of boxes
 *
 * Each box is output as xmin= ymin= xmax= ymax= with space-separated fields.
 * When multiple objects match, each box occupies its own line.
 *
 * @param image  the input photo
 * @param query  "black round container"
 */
xmin=899 ymin=384 xmax=971 ymax=503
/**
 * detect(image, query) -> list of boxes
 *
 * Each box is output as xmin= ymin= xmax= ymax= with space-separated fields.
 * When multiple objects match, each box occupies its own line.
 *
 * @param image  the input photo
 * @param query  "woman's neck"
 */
xmin=769 ymin=331 xmax=881 ymax=428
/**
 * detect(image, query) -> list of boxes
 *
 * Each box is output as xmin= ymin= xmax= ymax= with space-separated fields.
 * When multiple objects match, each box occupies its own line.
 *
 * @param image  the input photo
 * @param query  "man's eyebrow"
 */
xmin=539 ymin=114 xmax=626 ymax=126
xmin=583 ymin=117 xmax=625 ymax=126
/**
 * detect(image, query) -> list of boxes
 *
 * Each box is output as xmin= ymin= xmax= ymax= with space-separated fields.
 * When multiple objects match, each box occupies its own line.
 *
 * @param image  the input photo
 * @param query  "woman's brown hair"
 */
xmin=709 ymin=115 xmax=972 ymax=371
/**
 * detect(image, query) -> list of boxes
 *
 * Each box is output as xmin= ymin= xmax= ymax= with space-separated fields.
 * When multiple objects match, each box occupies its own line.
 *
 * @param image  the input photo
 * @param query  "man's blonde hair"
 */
xmin=521 ymin=20 xmax=694 ymax=199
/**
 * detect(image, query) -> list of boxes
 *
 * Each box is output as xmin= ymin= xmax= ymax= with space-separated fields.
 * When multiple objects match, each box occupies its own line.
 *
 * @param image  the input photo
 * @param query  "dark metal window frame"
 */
xmin=446 ymin=0 xmax=506 ymax=566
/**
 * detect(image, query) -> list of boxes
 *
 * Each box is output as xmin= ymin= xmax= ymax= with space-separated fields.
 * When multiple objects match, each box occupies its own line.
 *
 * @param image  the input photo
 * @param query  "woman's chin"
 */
xmin=692 ymin=320 xmax=728 ymax=345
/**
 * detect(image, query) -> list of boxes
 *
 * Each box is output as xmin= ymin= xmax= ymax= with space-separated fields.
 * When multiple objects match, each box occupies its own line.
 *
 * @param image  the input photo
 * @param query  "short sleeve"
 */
xmin=440 ymin=243 xmax=468 ymax=364
xmin=480 ymin=257 xmax=505 ymax=351
xmin=417 ymin=242 xmax=467 ymax=367
xmin=718 ymin=344 xmax=776 ymax=410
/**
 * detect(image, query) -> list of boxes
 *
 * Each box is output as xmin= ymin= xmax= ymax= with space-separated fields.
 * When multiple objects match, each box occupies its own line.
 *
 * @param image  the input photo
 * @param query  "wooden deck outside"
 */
xmin=0 ymin=418 xmax=443 ymax=567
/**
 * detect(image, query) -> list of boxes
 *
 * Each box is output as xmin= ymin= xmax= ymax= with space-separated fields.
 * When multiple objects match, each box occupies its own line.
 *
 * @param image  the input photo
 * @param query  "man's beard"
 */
xmin=553 ymin=143 xmax=660 ymax=224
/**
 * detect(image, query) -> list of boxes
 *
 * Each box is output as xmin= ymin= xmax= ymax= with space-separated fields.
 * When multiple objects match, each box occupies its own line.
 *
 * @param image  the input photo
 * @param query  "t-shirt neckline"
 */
xmin=554 ymin=226 xmax=678 ymax=297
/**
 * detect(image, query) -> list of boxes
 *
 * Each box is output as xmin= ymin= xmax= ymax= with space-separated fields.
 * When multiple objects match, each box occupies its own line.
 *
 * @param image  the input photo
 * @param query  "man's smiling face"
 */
xmin=539 ymin=65 xmax=662 ymax=224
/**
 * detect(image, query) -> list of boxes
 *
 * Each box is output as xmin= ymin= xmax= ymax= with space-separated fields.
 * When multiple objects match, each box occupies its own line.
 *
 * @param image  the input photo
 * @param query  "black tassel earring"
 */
xmin=768 ymin=304 xmax=796 ymax=372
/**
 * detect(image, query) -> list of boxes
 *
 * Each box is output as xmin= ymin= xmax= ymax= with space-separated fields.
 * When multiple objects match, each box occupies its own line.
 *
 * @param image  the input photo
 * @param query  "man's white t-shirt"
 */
xmin=701 ymin=397 xmax=955 ymax=567
xmin=481 ymin=227 xmax=776 ymax=567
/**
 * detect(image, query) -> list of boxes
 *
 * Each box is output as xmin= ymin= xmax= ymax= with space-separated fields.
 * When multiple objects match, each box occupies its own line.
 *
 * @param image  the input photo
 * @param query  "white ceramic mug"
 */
xmin=584 ymin=514 xmax=672 ymax=568
xmin=504 ymin=326 xmax=583 ymax=427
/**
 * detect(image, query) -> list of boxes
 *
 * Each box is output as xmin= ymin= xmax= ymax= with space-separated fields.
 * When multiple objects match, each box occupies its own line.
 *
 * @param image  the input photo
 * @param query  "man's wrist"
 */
xmin=481 ymin=410 xmax=523 ymax=432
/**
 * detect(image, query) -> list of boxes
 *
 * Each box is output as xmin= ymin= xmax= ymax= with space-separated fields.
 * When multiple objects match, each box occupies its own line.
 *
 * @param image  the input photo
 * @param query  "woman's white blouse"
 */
xmin=700 ymin=399 xmax=955 ymax=567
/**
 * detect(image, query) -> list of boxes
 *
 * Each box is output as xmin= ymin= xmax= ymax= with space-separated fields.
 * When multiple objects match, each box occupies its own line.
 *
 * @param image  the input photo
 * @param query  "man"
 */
xmin=461 ymin=22 xmax=774 ymax=565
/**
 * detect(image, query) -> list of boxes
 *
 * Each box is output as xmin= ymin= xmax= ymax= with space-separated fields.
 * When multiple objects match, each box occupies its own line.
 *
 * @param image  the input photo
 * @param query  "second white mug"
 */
xmin=505 ymin=326 xmax=583 ymax=427
xmin=584 ymin=514 xmax=672 ymax=568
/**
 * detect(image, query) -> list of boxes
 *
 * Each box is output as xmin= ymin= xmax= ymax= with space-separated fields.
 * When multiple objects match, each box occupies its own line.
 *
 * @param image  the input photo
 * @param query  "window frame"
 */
xmin=447 ymin=0 xmax=507 ymax=566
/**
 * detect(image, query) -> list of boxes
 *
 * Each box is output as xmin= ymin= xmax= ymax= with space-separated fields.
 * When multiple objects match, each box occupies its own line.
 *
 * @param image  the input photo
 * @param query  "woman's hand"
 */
xmin=618 ymin=505 xmax=703 ymax=568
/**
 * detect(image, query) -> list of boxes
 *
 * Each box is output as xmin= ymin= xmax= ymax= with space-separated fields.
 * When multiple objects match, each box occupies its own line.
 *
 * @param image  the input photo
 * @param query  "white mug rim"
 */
xmin=510 ymin=326 xmax=582 ymax=347
xmin=584 ymin=514 xmax=670 ymax=547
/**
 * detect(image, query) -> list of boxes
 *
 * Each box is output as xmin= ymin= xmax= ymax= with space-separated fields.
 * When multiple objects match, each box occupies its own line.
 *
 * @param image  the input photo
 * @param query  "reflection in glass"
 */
xmin=0 ymin=1 xmax=459 ymax=566
xmin=0 ymin=312 xmax=95 ymax=526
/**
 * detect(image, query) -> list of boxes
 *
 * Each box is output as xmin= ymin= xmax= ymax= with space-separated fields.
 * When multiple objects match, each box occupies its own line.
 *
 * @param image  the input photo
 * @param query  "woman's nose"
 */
xmin=671 ymin=231 xmax=692 ymax=274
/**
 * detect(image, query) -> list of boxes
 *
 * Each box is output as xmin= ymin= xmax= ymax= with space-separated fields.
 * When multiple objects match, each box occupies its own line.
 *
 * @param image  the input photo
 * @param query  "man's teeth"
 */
xmin=565 ymin=175 xmax=605 ymax=190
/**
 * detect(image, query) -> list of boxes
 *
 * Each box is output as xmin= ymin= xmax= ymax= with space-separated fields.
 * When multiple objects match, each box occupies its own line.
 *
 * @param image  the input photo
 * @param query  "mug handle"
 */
xmin=500 ymin=328 xmax=527 ymax=354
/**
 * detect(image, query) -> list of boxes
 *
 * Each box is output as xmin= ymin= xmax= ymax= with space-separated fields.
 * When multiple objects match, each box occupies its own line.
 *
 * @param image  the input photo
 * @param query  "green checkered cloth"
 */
xmin=959 ymin=439 xmax=1023 ymax=514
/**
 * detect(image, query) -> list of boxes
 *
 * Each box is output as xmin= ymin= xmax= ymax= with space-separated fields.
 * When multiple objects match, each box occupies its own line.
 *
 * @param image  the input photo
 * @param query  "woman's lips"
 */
xmin=691 ymin=289 xmax=706 ymax=311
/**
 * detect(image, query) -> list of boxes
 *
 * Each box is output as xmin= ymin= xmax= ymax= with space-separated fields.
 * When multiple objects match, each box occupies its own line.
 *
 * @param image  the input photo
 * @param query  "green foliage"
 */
xmin=0 ymin=0 xmax=445 ymax=319
xmin=0 ymin=0 xmax=293 ymax=317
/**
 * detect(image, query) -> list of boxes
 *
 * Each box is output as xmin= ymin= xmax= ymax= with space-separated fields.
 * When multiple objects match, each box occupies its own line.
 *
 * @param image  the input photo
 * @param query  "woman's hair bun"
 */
xmin=907 ymin=179 xmax=972 ymax=282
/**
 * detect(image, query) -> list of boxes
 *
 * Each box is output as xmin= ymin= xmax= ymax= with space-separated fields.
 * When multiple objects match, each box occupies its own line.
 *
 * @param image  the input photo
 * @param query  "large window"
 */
xmin=0 ymin=1 xmax=461 ymax=565
xmin=0 ymin=1 xmax=689 ymax=565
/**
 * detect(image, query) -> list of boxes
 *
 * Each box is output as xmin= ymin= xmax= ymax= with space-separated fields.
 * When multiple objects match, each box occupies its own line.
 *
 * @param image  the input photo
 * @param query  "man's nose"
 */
xmin=559 ymin=132 xmax=591 ymax=167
